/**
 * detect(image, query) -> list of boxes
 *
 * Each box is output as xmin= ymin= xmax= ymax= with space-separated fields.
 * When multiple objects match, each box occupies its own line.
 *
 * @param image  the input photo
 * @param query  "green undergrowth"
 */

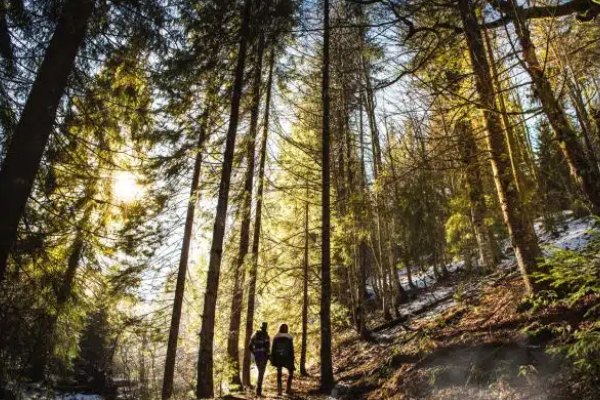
xmin=524 ymin=219 xmax=600 ymax=398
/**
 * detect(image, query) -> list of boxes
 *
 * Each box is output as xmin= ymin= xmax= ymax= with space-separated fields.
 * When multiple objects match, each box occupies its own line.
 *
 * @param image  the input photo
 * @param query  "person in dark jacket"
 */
xmin=270 ymin=323 xmax=295 ymax=395
xmin=249 ymin=322 xmax=270 ymax=397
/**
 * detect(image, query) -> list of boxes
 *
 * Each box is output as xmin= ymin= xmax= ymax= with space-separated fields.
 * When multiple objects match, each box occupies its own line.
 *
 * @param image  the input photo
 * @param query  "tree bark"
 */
xmin=0 ymin=0 xmax=95 ymax=283
xmin=458 ymin=0 xmax=540 ymax=294
xmin=196 ymin=0 xmax=253 ymax=397
xmin=241 ymin=48 xmax=275 ymax=388
xmin=226 ymin=29 xmax=265 ymax=388
xmin=320 ymin=0 xmax=334 ymax=391
xmin=162 ymin=107 xmax=209 ymax=400
xmin=300 ymin=186 xmax=309 ymax=376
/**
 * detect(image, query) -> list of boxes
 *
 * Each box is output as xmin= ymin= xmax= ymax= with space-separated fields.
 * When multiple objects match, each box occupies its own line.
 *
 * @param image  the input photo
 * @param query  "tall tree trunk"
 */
xmin=162 ymin=107 xmax=209 ymax=400
xmin=226 ymin=29 xmax=265 ymax=388
xmin=320 ymin=0 xmax=334 ymax=391
xmin=506 ymin=1 xmax=600 ymax=214
xmin=357 ymin=98 xmax=371 ymax=340
xmin=241 ymin=48 xmax=275 ymax=388
xmin=300 ymin=186 xmax=309 ymax=377
xmin=455 ymin=120 xmax=496 ymax=271
xmin=458 ymin=0 xmax=540 ymax=294
xmin=482 ymin=25 xmax=526 ymax=197
xmin=0 ymin=0 xmax=95 ymax=283
xmin=196 ymin=0 xmax=253 ymax=397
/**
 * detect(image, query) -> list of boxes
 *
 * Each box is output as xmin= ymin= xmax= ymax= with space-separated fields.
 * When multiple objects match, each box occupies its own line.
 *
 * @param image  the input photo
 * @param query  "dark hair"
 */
xmin=279 ymin=323 xmax=288 ymax=334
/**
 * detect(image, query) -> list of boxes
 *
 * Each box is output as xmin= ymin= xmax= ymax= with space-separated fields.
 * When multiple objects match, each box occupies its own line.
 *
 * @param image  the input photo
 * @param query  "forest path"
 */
xmin=221 ymin=373 xmax=329 ymax=400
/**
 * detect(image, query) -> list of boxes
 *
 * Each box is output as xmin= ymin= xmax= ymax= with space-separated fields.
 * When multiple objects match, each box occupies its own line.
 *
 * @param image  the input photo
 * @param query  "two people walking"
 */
xmin=249 ymin=322 xmax=295 ymax=397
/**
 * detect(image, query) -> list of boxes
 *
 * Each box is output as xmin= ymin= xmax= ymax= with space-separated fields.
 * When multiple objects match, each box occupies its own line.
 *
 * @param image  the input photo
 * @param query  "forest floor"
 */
xmin=224 ymin=212 xmax=600 ymax=400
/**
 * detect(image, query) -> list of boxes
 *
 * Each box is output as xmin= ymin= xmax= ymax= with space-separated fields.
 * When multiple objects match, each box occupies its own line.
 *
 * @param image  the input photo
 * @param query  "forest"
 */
xmin=1 ymin=0 xmax=600 ymax=399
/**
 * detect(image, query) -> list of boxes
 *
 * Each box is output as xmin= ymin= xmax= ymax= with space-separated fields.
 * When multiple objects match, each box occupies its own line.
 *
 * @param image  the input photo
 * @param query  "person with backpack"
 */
xmin=249 ymin=322 xmax=271 ymax=397
xmin=270 ymin=323 xmax=295 ymax=395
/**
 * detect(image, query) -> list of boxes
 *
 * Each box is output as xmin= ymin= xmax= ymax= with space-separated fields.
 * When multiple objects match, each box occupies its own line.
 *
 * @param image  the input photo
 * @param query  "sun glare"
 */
xmin=113 ymin=171 xmax=144 ymax=203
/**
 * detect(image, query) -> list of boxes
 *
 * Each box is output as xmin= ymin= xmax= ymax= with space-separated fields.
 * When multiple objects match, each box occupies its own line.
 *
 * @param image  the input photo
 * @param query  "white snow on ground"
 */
xmin=14 ymin=383 xmax=104 ymax=400
xmin=536 ymin=213 xmax=596 ymax=253
xmin=20 ymin=390 xmax=103 ymax=400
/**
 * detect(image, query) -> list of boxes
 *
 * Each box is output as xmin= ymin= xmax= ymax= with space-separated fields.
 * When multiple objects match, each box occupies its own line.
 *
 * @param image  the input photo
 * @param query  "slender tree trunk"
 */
xmin=383 ymin=117 xmax=407 ymax=302
xmin=0 ymin=0 xmax=94 ymax=283
xmin=241 ymin=48 xmax=275 ymax=387
xmin=458 ymin=0 xmax=540 ymax=294
xmin=196 ymin=0 xmax=253 ymax=397
xmin=357 ymin=241 xmax=371 ymax=339
xmin=506 ymin=1 xmax=600 ymax=214
xmin=300 ymin=188 xmax=309 ymax=376
xmin=226 ymin=29 xmax=265 ymax=388
xmin=320 ymin=0 xmax=334 ymax=391
xmin=456 ymin=120 xmax=496 ymax=271
xmin=357 ymin=99 xmax=371 ymax=339
xmin=162 ymin=107 xmax=209 ymax=400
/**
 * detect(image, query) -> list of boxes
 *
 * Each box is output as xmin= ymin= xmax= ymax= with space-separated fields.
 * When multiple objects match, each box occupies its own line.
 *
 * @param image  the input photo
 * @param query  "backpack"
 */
xmin=251 ymin=331 xmax=269 ymax=361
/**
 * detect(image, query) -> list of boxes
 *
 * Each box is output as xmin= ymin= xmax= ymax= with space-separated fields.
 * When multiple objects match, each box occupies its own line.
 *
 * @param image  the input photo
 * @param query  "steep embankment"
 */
xmin=329 ymin=213 xmax=599 ymax=400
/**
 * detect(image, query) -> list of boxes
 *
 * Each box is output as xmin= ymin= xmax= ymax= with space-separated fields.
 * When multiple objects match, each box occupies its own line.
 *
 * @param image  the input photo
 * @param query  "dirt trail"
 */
xmin=220 ymin=373 xmax=328 ymax=400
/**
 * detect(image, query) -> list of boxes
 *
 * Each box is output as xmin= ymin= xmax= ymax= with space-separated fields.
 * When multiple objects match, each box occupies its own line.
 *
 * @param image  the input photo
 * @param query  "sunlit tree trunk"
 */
xmin=242 ymin=48 xmax=275 ymax=387
xmin=300 ymin=185 xmax=309 ymax=376
xmin=0 ymin=0 xmax=95 ymax=283
xmin=320 ymin=0 xmax=334 ymax=391
xmin=482 ymin=25 xmax=526 ymax=198
xmin=162 ymin=106 xmax=209 ymax=399
xmin=458 ymin=0 xmax=540 ymax=294
xmin=196 ymin=0 xmax=253 ymax=396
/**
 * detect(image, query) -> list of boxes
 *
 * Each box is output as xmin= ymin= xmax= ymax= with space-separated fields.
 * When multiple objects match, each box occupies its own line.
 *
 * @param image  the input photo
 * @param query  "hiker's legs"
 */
xmin=256 ymin=360 xmax=267 ymax=396
xmin=277 ymin=367 xmax=283 ymax=395
xmin=286 ymin=367 xmax=294 ymax=393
